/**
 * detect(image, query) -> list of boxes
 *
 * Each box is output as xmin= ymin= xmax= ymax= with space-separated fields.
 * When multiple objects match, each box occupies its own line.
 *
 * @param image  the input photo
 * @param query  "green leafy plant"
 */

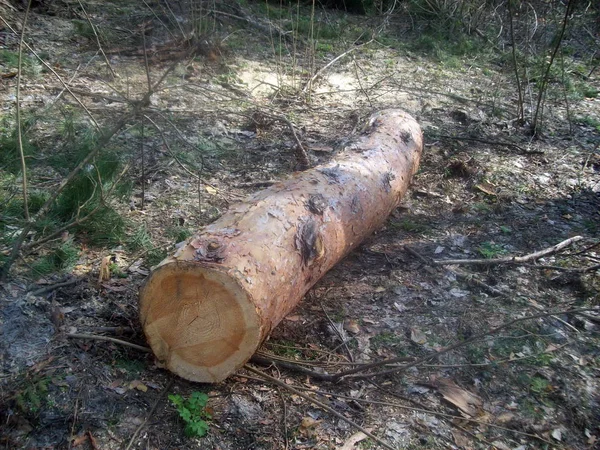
xmin=477 ymin=241 xmax=506 ymax=259
xmin=169 ymin=392 xmax=211 ymax=438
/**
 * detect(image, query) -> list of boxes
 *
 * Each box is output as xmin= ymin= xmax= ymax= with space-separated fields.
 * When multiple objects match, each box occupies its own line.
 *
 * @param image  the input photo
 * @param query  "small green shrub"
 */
xmin=30 ymin=240 xmax=80 ymax=277
xmin=477 ymin=242 xmax=506 ymax=258
xmin=169 ymin=392 xmax=211 ymax=438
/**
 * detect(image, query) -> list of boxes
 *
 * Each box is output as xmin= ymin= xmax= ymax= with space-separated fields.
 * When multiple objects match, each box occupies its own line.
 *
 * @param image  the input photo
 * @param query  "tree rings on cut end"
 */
xmin=139 ymin=262 xmax=261 ymax=383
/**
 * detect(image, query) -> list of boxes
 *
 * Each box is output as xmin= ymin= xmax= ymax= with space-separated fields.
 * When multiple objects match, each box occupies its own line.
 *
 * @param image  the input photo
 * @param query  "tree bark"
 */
xmin=139 ymin=109 xmax=423 ymax=382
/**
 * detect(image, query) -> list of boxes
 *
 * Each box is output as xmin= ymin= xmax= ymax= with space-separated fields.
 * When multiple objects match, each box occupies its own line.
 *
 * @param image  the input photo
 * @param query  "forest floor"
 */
xmin=1 ymin=1 xmax=599 ymax=449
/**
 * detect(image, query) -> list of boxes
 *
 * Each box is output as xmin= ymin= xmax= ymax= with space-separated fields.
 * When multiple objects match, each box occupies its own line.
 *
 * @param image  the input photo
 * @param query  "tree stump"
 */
xmin=139 ymin=109 xmax=423 ymax=382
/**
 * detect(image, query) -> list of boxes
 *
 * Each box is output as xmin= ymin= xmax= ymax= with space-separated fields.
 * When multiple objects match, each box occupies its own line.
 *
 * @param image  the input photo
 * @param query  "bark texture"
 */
xmin=139 ymin=109 xmax=423 ymax=382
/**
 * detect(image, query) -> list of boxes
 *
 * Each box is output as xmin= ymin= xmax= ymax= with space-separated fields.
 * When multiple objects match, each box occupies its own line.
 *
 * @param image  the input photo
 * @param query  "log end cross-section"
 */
xmin=140 ymin=262 xmax=261 ymax=383
xmin=139 ymin=109 xmax=423 ymax=383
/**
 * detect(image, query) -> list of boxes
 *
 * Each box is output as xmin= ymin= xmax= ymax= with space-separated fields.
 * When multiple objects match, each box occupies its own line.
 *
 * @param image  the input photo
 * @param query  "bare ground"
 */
xmin=1 ymin=2 xmax=599 ymax=449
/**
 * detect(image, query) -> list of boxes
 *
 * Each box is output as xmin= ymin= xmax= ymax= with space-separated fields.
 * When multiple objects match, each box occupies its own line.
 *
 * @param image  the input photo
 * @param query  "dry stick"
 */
xmin=76 ymin=0 xmax=116 ymax=79
xmin=434 ymin=134 xmax=539 ymax=154
xmin=273 ymin=383 xmax=553 ymax=446
xmin=142 ymin=115 xmax=206 ymax=185
xmin=432 ymin=235 xmax=584 ymax=267
xmin=249 ymin=354 xmax=335 ymax=382
xmin=29 ymin=278 xmax=80 ymax=296
xmin=243 ymin=365 xmax=396 ymax=450
xmin=302 ymin=39 xmax=373 ymax=93
xmin=276 ymin=387 xmax=289 ymax=450
xmin=331 ymin=307 xmax=593 ymax=380
xmin=67 ymin=333 xmax=151 ymax=353
xmin=15 ymin=0 xmax=32 ymax=221
xmin=404 ymin=245 xmax=504 ymax=296
xmin=125 ymin=378 xmax=174 ymax=450
xmin=365 ymin=382 xmax=554 ymax=446
xmin=258 ymin=110 xmax=310 ymax=169
xmin=531 ymin=0 xmax=575 ymax=135
xmin=321 ymin=303 xmax=354 ymax=363
xmin=0 ymin=16 xmax=99 ymax=130
xmin=352 ymin=57 xmax=373 ymax=108
xmin=508 ymin=0 xmax=524 ymax=123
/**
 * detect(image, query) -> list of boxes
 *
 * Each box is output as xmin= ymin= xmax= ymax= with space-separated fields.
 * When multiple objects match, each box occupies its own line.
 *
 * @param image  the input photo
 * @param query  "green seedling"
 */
xmin=477 ymin=242 xmax=506 ymax=259
xmin=169 ymin=392 xmax=211 ymax=438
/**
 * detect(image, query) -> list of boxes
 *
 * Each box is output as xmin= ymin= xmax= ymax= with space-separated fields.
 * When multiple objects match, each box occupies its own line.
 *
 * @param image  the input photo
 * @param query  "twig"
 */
xmin=531 ymin=0 xmax=575 ymax=135
xmin=66 ymin=333 xmax=151 ymax=353
xmin=243 ymin=365 xmax=395 ymax=450
xmin=303 ymin=39 xmax=373 ymax=93
xmin=125 ymin=379 xmax=174 ymax=450
xmin=434 ymin=134 xmax=541 ymax=155
xmin=277 ymin=388 xmax=289 ymax=450
xmin=0 ymin=15 xmax=99 ymax=130
xmin=29 ymin=278 xmax=80 ymax=296
xmin=256 ymin=110 xmax=310 ymax=169
xmin=16 ymin=0 xmax=32 ymax=221
xmin=432 ymin=235 xmax=583 ymax=267
xmin=365 ymin=382 xmax=554 ymax=446
xmin=76 ymin=0 xmax=116 ymax=79
xmin=404 ymin=245 xmax=504 ymax=296
xmin=508 ymin=0 xmax=524 ymax=124
xmin=331 ymin=307 xmax=593 ymax=380
xmin=67 ymin=393 xmax=80 ymax=450
xmin=249 ymin=354 xmax=335 ymax=382
xmin=321 ymin=303 xmax=354 ymax=362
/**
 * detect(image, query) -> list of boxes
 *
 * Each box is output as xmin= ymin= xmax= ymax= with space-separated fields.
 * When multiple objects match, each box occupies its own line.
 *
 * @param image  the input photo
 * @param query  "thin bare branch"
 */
xmin=76 ymin=0 xmax=116 ymax=79
xmin=16 ymin=0 xmax=33 ymax=221
xmin=433 ymin=235 xmax=584 ymax=267
xmin=243 ymin=365 xmax=396 ymax=450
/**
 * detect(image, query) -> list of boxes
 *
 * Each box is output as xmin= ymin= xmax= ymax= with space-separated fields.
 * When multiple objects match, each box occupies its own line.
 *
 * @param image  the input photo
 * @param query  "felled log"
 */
xmin=139 ymin=109 xmax=423 ymax=382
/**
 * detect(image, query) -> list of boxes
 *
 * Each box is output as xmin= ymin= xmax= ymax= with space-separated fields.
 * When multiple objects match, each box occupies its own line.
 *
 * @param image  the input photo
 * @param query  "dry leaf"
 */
xmin=285 ymin=314 xmax=302 ymax=322
xmin=129 ymin=380 xmax=148 ymax=392
xmin=410 ymin=327 xmax=427 ymax=344
xmin=205 ymin=185 xmax=218 ymax=195
xmin=338 ymin=431 xmax=368 ymax=449
xmin=343 ymin=319 xmax=361 ymax=334
xmin=474 ymin=182 xmax=497 ymax=196
xmin=300 ymin=416 xmax=320 ymax=429
xmin=451 ymin=430 xmax=470 ymax=447
xmin=71 ymin=433 xmax=88 ymax=447
xmin=436 ymin=378 xmax=482 ymax=417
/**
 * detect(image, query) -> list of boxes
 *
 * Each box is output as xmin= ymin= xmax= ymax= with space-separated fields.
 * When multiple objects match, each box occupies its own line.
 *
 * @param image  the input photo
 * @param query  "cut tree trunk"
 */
xmin=139 ymin=109 xmax=423 ymax=382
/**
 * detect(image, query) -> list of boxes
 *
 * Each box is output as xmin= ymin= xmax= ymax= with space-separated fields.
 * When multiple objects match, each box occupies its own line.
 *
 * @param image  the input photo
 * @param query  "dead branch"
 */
xmin=303 ymin=39 xmax=373 ymax=94
xmin=404 ymin=245 xmax=504 ymax=296
xmin=243 ymin=365 xmax=396 ymax=450
xmin=66 ymin=333 xmax=151 ymax=353
xmin=435 ymin=134 xmax=543 ymax=155
xmin=0 ymin=15 xmax=100 ymax=130
xmin=432 ymin=235 xmax=584 ymax=267
xmin=331 ymin=307 xmax=594 ymax=380
xmin=76 ymin=0 xmax=116 ymax=79
xmin=29 ymin=278 xmax=80 ymax=296
xmin=249 ymin=353 xmax=336 ymax=382
xmin=124 ymin=379 xmax=174 ymax=450
xmin=15 ymin=0 xmax=32 ymax=221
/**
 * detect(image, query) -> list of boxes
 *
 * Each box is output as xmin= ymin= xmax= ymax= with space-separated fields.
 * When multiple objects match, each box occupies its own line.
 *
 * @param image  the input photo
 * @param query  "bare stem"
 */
xmin=16 ymin=0 xmax=33 ymax=221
